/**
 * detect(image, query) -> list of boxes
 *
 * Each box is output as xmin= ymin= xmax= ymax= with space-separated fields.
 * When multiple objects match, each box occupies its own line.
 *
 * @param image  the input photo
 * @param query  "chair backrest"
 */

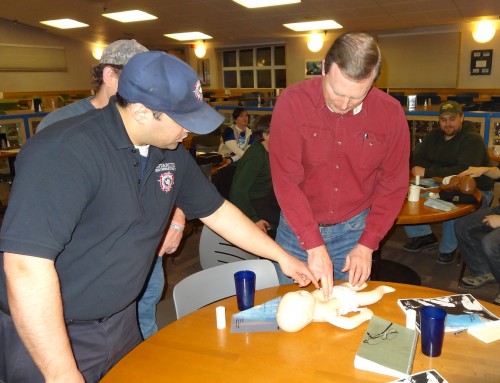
xmin=211 ymin=163 xmax=237 ymax=199
xmin=173 ymin=259 xmax=279 ymax=319
xmin=447 ymin=96 xmax=474 ymax=106
xmin=199 ymin=225 xmax=258 ymax=269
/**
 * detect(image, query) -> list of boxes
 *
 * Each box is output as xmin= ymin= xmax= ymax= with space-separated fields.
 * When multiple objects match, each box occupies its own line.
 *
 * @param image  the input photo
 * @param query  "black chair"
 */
xmin=391 ymin=95 xmax=407 ymax=106
xmin=491 ymin=96 xmax=500 ymax=112
xmin=189 ymin=133 xmax=221 ymax=157
xmin=456 ymin=92 xmax=479 ymax=98
xmin=447 ymin=96 xmax=474 ymax=106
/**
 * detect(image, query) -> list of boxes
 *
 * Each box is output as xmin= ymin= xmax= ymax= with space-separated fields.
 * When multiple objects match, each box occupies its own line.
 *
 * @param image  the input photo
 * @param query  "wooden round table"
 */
xmin=101 ymin=282 xmax=500 ymax=383
xmin=396 ymin=187 xmax=483 ymax=225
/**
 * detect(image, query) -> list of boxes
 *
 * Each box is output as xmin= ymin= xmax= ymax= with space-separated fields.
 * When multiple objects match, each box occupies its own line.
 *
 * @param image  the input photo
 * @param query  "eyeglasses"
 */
xmin=363 ymin=322 xmax=398 ymax=345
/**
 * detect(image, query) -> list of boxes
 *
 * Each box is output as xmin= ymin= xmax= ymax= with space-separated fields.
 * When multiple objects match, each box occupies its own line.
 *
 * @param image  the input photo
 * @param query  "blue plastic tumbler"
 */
xmin=234 ymin=270 xmax=256 ymax=311
xmin=420 ymin=306 xmax=447 ymax=357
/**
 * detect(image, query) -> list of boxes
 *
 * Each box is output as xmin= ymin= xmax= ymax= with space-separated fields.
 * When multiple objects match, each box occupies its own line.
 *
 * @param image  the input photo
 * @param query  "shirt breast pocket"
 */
xmin=300 ymin=124 xmax=331 ymax=165
xmin=356 ymin=132 xmax=385 ymax=170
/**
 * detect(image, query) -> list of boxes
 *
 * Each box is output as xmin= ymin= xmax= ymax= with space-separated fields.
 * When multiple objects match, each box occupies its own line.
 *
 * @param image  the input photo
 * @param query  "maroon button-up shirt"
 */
xmin=270 ymin=77 xmax=410 ymax=251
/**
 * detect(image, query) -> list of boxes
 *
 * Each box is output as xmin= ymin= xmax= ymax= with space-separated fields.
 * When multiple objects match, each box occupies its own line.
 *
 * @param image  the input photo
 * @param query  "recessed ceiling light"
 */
xmin=102 ymin=10 xmax=157 ymax=23
xmin=233 ymin=0 xmax=300 ymax=8
xmin=40 ymin=19 xmax=89 ymax=29
xmin=164 ymin=32 xmax=213 ymax=41
xmin=284 ymin=20 xmax=343 ymax=32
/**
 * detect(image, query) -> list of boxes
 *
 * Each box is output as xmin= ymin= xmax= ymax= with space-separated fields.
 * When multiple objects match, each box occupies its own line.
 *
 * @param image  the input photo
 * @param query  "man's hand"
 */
xmin=483 ymin=214 xmax=500 ymax=229
xmin=411 ymin=166 xmax=425 ymax=177
xmin=342 ymin=244 xmax=372 ymax=287
xmin=255 ymin=219 xmax=270 ymax=233
xmin=158 ymin=207 xmax=186 ymax=256
xmin=279 ymin=256 xmax=319 ymax=289
xmin=306 ymin=245 xmax=333 ymax=299
xmin=157 ymin=224 xmax=184 ymax=256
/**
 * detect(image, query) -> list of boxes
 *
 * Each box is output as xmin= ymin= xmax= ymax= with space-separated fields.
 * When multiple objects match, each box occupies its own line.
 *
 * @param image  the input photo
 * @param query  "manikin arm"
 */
xmin=327 ymin=308 xmax=374 ymax=330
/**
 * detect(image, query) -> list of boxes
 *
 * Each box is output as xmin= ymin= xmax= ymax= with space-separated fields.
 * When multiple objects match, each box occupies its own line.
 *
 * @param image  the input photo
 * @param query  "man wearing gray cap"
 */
xmin=37 ymin=39 xmax=148 ymax=132
xmin=0 ymin=51 xmax=318 ymax=382
xmin=36 ymin=39 xmax=180 ymax=340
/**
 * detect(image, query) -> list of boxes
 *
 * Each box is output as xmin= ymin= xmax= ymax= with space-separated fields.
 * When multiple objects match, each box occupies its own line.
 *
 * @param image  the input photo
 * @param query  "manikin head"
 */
xmin=276 ymin=290 xmax=316 ymax=332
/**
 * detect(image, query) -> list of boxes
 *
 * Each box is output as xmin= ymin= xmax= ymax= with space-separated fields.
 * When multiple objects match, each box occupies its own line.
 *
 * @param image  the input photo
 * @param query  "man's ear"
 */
xmin=102 ymin=66 xmax=119 ymax=85
xmin=130 ymin=103 xmax=149 ymax=124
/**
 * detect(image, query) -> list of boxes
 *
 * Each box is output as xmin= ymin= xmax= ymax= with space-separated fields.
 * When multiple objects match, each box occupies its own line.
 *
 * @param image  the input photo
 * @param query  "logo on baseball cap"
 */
xmin=439 ymin=101 xmax=462 ymax=117
xmin=118 ymin=51 xmax=223 ymax=134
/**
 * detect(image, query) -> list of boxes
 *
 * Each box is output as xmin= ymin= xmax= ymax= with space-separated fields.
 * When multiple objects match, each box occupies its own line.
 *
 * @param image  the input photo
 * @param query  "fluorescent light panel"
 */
xmin=102 ymin=10 xmax=157 ymax=23
xmin=233 ymin=0 xmax=300 ymax=8
xmin=284 ymin=20 xmax=342 ymax=31
xmin=164 ymin=32 xmax=213 ymax=41
xmin=40 ymin=19 xmax=89 ymax=29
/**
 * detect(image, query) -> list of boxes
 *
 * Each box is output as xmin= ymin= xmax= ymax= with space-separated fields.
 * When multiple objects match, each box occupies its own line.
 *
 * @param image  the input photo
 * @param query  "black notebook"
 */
xmin=354 ymin=316 xmax=418 ymax=379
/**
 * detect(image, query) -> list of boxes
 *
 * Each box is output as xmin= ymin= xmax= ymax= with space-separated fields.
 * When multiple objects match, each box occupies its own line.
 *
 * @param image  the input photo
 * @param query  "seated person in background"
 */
xmin=455 ymin=165 xmax=500 ymax=306
xmin=229 ymin=114 xmax=280 ymax=238
xmin=218 ymin=107 xmax=254 ymax=162
xmin=403 ymin=101 xmax=494 ymax=264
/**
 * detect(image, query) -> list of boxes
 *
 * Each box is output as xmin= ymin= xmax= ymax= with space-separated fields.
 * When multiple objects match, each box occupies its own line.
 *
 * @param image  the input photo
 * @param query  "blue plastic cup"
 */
xmin=234 ymin=270 xmax=256 ymax=311
xmin=420 ymin=306 xmax=447 ymax=357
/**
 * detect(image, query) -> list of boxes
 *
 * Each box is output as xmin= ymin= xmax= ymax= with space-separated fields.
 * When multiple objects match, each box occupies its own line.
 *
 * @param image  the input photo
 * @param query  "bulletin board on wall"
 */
xmin=376 ymin=31 xmax=460 ymax=88
xmin=0 ymin=43 xmax=67 ymax=71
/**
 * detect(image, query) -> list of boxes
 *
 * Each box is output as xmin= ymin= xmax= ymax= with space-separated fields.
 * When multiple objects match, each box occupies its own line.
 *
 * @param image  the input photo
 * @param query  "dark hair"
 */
xmin=252 ymin=114 xmax=272 ymax=142
xmin=232 ymin=107 xmax=248 ymax=121
xmin=115 ymin=93 xmax=162 ymax=121
xmin=91 ymin=63 xmax=123 ymax=93
xmin=324 ymin=32 xmax=381 ymax=81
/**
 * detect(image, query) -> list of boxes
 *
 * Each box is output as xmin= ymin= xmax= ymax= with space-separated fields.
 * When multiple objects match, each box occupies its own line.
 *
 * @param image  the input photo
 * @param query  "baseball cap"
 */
xmin=439 ymin=101 xmax=462 ymax=117
xmin=118 ymin=51 xmax=224 ymax=134
xmin=100 ymin=39 xmax=148 ymax=66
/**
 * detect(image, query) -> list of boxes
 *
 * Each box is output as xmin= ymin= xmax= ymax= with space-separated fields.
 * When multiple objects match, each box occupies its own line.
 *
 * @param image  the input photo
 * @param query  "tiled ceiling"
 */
xmin=2 ymin=0 xmax=499 ymax=50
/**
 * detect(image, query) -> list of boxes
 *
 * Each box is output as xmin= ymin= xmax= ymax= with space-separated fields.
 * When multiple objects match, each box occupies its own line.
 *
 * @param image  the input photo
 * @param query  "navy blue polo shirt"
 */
xmin=0 ymin=102 xmax=223 ymax=320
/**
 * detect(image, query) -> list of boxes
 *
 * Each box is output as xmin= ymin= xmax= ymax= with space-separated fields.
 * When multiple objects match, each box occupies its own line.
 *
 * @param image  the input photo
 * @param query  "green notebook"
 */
xmin=354 ymin=316 xmax=418 ymax=379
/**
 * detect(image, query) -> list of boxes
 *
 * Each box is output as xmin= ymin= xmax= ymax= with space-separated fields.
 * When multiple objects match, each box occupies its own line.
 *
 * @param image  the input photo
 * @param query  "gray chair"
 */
xmin=199 ymin=225 xmax=258 ymax=269
xmin=173 ymin=259 xmax=279 ymax=319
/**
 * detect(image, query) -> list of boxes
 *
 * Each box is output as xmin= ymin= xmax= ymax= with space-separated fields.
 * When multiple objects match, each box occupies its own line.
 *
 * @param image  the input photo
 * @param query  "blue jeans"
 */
xmin=274 ymin=209 xmax=368 ymax=284
xmin=404 ymin=190 xmax=494 ymax=253
xmin=137 ymin=256 xmax=165 ymax=339
xmin=455 ymin=204 xmax=500 ymax=282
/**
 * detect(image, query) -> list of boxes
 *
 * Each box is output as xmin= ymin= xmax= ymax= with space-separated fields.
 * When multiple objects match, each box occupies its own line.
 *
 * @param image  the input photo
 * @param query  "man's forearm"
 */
xmin=4 ymin=253 xmax=82 ymax=382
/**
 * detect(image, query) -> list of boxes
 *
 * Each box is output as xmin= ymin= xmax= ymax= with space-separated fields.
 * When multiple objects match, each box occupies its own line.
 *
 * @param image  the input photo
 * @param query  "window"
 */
xmin=221 ymin=45 xmax=286 ymax=88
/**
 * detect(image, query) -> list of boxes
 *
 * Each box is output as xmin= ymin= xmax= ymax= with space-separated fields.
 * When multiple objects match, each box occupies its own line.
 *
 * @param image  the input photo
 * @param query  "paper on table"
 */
xmin=468 ymin=320 xmax=500 ymax=343
xmin=230 ymin=296 xmax=281 ymax=333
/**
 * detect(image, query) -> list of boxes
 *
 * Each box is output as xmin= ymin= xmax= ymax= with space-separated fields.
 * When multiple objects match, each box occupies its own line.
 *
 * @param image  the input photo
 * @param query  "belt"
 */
xmin=1 ymin=301 xmax=109 ymax=325
xmin=318 ymin=223 xmax=336 ymax=227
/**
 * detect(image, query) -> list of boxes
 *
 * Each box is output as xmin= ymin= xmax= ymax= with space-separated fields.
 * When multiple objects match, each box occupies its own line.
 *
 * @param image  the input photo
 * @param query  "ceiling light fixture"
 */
xmin=284 ymin=19 xmax=342 ymax=32
xmin=165 ymin=32 xmax=213 ymax=41
xmin=194 ymin=41 xmax=207 ymax=58
xmin=102 ymin=10 xmax=157 ymax=23
xmin=307 ymin=31 xmax=325 ymax=52
xmin=40 ymin=19 xmax=89 ymax=29
xmin=233 ymin=0 xmax=300 ymax=8
xmin=473 ymin=20 xmax=496 ymax=43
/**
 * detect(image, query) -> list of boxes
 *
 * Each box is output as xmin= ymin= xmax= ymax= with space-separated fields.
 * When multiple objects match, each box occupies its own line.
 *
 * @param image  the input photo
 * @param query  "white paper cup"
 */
xmin=408 ymin=185 xmax=420 ymax=202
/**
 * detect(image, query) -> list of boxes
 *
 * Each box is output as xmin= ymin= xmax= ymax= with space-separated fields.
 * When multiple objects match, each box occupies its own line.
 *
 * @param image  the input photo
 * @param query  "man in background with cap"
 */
xmin=36 ymin=39 xmax=182 ymax=340
xmin=0 ymin=51 xmax=318 ymax=382
xmin=37 ymin=39 xmax=148 ymax=132
xmin=403 ymin=100 xmax=494 ymax=264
